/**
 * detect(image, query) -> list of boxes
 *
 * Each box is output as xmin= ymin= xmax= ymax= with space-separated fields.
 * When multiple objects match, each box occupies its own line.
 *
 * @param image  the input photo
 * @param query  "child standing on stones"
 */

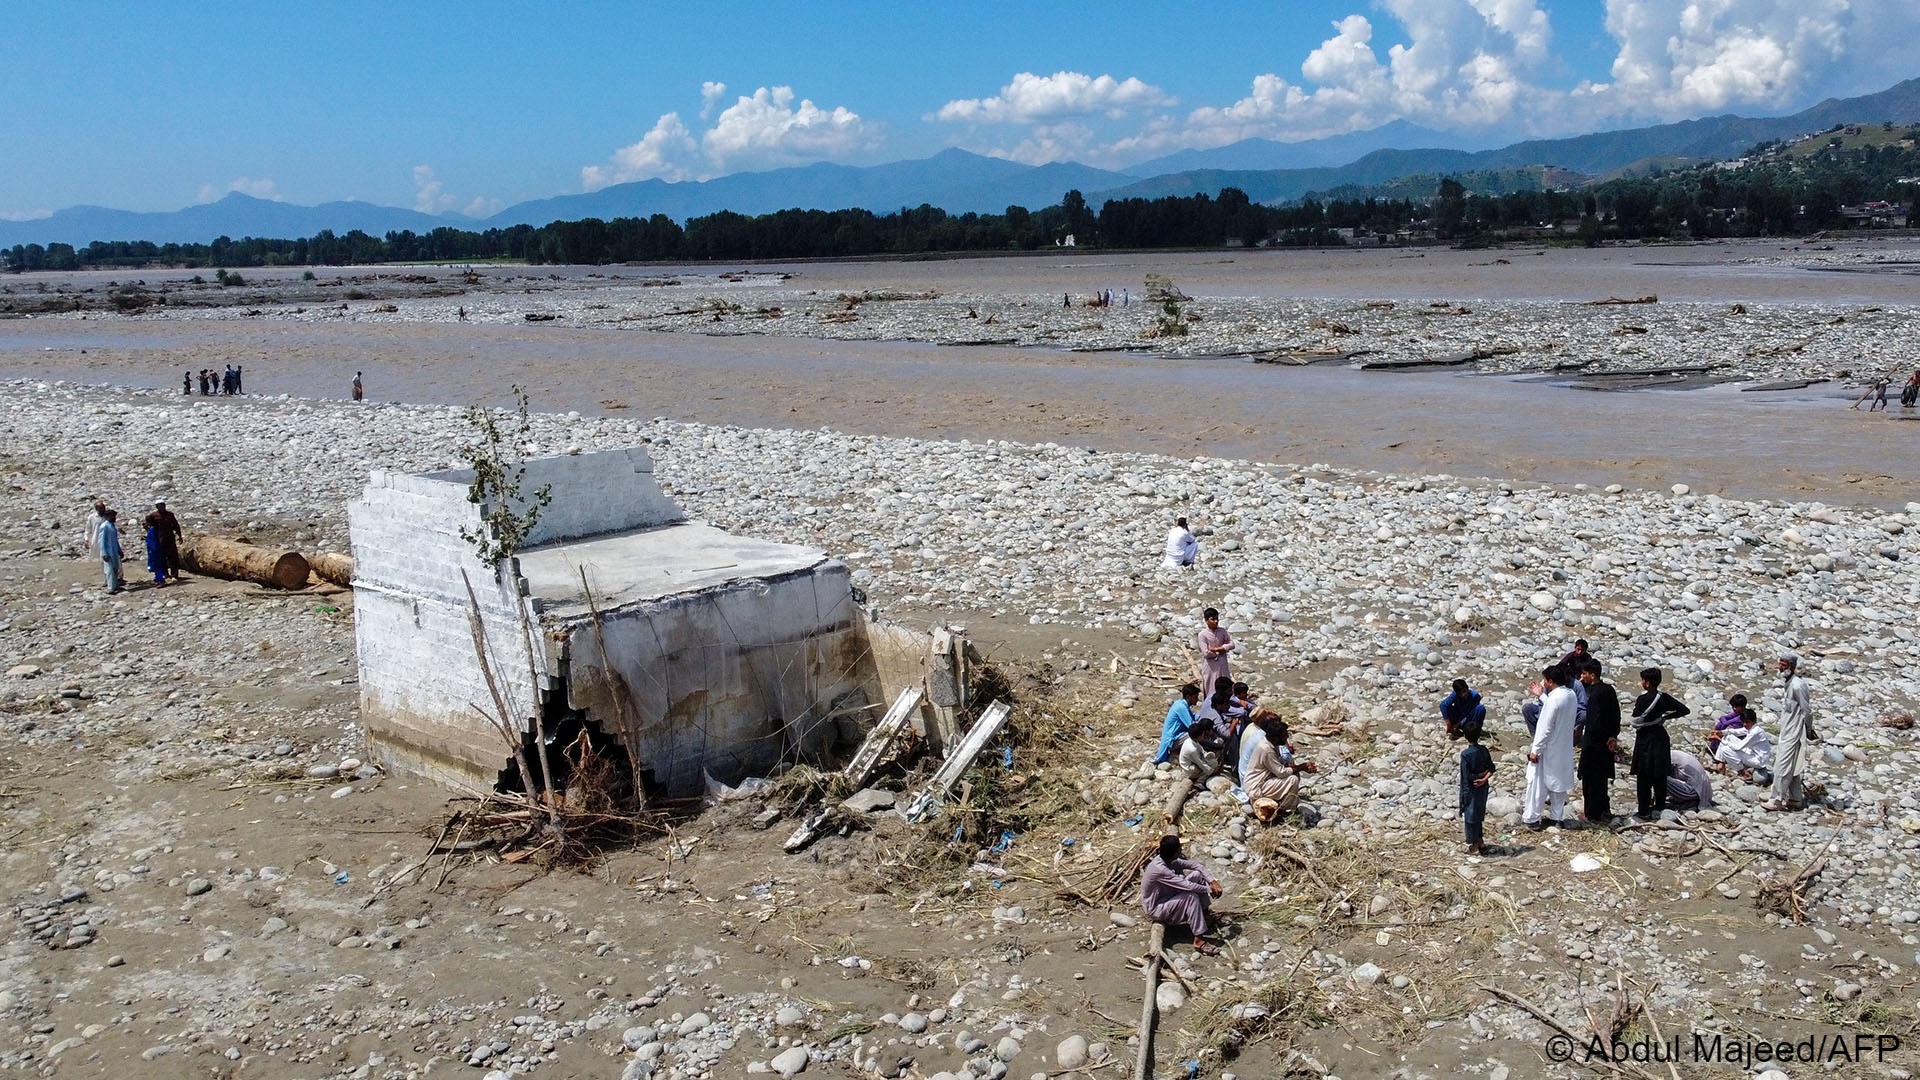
xmin=1459 ymin=718 xmax=1493 ymax=855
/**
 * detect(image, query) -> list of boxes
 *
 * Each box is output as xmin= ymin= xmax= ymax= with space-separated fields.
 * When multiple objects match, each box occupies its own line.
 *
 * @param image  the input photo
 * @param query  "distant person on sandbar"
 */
xmin=1458 ymin=717 xmax=1493 ymax=854
xmin=1901 ymin=370 xmax=1919 ymax=407
xmin=1576 ymin=660 xmax=1621 ymax=824
xmin=1139 ymin=834 xmax=1224 ymax=955
xmin=1162 ymin=516 xmax=1197 ymax=568
xmin=352 ymin=372 xmax=364 ymax=401
xmin=182 ymin=370 xmax=191 ymax=395
xmin=1196 ymin=608 xmax=1234 ymax=690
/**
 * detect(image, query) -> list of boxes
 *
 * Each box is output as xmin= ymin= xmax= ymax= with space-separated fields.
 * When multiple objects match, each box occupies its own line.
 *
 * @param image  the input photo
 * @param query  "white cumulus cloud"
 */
xmin=1596 ymin=0 xmax=1851 ymax=115
xmin=583 ymin=85 xmax=877 ymax=188
xmin=582 ymin=112 xmax=700 ymax=189
xmin=0 ymin=208 xmax=52 ymax=222
xmin=412 ymin=165 xmax=455 ymax=213
xmin=933 ymin=71 xmax=1174 ymax=124
xmin=703 ymin=86 xmax=880 ymax=172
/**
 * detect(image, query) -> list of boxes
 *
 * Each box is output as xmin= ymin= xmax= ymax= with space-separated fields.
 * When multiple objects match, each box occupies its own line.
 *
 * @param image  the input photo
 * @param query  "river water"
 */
xmin=2 ymin=240 xmax=1916 ymax=508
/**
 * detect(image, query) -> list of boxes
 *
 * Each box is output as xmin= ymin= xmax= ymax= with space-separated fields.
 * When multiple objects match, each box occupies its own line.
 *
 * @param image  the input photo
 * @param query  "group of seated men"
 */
xmin=1155 ymin=678 xmax=1316 ymax=824
xmin=1705 ymin=691 xmax=1775 ymax=782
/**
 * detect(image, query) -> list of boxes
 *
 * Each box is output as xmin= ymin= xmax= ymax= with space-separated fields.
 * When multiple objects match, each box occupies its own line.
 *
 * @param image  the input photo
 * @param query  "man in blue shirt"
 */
xmin=1156 ymin=683 xmax=1202 ymax=764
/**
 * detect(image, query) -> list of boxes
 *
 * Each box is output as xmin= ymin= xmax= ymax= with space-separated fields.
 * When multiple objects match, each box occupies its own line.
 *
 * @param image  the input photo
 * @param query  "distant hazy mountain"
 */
xmin=490 ymin=149 xmax=1137 ymax=227
xmin=0 ymin=192 xmax=462 ymax=248
xmin=1096 ymin=77 xmax=1920 ymax=206
xmin=1128 ymin=120 xmax=1463 ymax=174
xmin=6 ymin=78 xmax=1918 ymax=248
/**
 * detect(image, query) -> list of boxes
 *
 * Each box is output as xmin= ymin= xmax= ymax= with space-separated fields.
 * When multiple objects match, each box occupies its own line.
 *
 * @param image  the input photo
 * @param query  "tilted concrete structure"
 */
xmin=348 ymin=447 xmax=932 ymax=797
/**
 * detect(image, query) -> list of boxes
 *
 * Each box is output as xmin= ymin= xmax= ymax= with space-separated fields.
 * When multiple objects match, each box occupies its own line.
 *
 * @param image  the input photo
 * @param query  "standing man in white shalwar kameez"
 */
xmin=82 ymin=497 xmax=106 ymax=557
xmin=1763 ymin=652 xmax=1817 ymax=812
xmin=1523 ymin=664 xmax=1577 ymax=831
xmin=1163 ymin=516 xmax=1198 ymax=568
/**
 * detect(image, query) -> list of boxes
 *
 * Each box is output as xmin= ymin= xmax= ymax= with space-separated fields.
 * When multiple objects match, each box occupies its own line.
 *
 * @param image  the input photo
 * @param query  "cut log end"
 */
xmin=183 ymin=536 xmax=312 ymax=590
xmin=311 ymin=551 xmax=355 ymax=588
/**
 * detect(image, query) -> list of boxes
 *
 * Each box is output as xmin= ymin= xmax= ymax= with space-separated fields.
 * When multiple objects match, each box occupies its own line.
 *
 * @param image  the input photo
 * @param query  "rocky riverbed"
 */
xmin=1 ymin=379 xmax=1917 ymax=1078
xmin=10 ymin=239 xmax=1920 ymax=392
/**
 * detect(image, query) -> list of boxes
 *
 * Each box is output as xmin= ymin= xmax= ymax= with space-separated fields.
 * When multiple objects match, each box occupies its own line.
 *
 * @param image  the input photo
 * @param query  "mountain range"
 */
xmin=5 ymin=77 xmax=1918 ymax=249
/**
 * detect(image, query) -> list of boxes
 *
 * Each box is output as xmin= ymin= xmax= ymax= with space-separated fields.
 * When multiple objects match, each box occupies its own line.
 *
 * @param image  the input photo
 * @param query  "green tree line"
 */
xmin=5 ymin=136 xmax=1917 ymax=272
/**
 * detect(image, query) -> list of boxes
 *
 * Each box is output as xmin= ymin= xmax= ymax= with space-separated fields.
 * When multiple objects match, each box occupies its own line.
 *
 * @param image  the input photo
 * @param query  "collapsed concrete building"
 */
xmin=347 ymin=447 xmax=966 ymax=797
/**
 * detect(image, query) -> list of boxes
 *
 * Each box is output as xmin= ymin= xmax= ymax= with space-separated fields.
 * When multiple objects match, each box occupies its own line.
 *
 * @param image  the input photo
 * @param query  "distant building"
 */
xmin=1840 ymin=201 xmax=1909 ymax=228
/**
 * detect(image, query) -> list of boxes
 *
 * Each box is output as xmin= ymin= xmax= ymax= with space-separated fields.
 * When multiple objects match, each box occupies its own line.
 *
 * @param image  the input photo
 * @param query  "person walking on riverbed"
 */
xmin=352 ymin=372 xmax=364 ymax=402
xmin=1763 ymin=653 xmax=1817 ymax=812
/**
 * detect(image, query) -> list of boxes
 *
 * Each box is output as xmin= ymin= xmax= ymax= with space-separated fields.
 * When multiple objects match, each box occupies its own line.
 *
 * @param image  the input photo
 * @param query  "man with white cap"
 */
xmin=1762 ymin=652 xmax=1817 ymax=812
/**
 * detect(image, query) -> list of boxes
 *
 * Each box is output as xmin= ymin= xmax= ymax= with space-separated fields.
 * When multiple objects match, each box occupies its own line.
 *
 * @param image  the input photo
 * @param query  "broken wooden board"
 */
xmin=1360 ymin=351 xmax=1479 ymax=370
xmin=1740 ymin=379 xmax=1828 ymax=392
xmin=902 ymin=699 xmax=1013 ymax=822
xmin=1249 ymin=348 xmax=1373 ymax=366
xmin=840 ymin=686 xmax=924 ymax=792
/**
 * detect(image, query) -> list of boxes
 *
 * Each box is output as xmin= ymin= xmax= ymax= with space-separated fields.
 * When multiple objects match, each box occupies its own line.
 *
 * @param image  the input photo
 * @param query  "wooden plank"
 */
xmin=1134 ymin=921 xmax=1166 ymax=1080
xmin=902 ymin=699 xmax=1013 ymax=821
xmin=840 ymin=686 xmax=924 ymax=791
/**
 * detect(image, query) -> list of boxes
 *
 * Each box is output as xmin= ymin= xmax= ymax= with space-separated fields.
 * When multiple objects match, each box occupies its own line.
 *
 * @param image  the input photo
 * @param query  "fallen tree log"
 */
xmin=184 ymin=536 xmax=311 ymax=590
xmin=310 ymin=552 xmax=355 ymax=588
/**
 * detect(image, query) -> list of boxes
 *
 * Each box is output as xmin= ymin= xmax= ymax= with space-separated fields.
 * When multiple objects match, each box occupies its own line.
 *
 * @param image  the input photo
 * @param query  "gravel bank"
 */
xmin=2 ymin=379 xmax=1918 ymax=1078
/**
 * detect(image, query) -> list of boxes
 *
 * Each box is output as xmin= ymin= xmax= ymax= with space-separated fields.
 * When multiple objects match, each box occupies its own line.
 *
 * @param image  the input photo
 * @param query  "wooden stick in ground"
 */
xmin=1631 ymin=980 xmax=1682 ymax=1080
xmin=1134 ymin=921 xmax=1165 ymax=1080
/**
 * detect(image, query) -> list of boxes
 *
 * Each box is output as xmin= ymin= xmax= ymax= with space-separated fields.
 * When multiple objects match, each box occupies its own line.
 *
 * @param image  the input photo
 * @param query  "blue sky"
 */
xmin=3 ymin=1 xmax=1916 ymax=219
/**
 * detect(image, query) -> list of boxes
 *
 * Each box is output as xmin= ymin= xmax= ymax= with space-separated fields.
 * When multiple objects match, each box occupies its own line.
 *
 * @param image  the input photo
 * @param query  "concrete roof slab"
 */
xmin=515 ymin=522 xmax=829 ymax=620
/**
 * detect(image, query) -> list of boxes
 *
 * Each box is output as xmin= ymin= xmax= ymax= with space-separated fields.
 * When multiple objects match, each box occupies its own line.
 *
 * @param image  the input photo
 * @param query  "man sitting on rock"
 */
xmin=1175 ymin=716 xmax=1224 ymax=784
xmin=1155 ymin=683 xmax=1201 ymax=765
xmin=1139 ymin=834 xmax=1224 ymax=955
xmin=1706 ymin=692 xmax=1747 ymax=759
xmin=1240 ymin=716 xmax=1314 ymax=823
xmin=1713 ymin=707 xmax=1774 ymax=783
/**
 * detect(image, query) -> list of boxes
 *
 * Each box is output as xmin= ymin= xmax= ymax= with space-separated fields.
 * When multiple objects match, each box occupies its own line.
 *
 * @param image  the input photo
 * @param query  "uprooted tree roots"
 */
xmin=1756 ymin=848 xmax=1829 ymax=924
xmin=432 ymin=733 xmax=666 ymax=875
